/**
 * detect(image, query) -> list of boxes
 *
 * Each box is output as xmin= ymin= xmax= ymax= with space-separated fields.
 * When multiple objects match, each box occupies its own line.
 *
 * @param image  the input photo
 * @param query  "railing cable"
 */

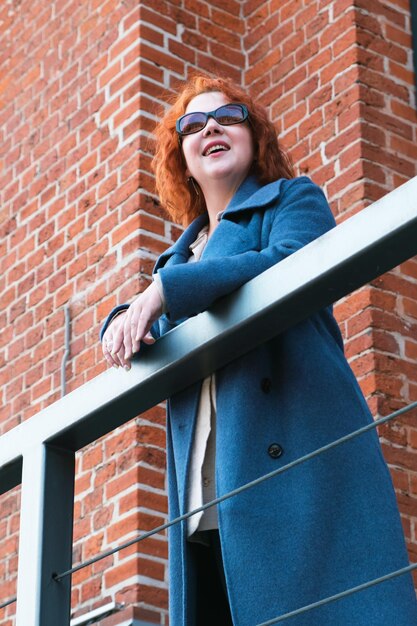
xmin=256 ymin=562 xmax=417 ymax=625
xmin=0 ymin=597 xmax=16 ymax=609
xmin=53 ymin=399 xmax=417 ymax=581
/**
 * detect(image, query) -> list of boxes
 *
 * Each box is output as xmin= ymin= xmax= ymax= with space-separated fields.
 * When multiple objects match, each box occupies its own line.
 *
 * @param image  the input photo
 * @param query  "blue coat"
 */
xmin=104 ymin=176 xmax=417 ymax=625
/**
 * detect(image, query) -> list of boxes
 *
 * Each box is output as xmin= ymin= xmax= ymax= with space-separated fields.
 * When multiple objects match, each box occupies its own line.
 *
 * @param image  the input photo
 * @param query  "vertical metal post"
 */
xmin=16 ymin=443 xmax=75 ymax=626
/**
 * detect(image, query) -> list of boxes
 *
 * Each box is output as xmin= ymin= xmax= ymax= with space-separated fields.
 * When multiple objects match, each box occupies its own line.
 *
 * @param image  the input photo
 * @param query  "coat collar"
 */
xmin=153 ymin=175 xmax=286 ymax=273
xmin=224 ymin=174 xmax=285 ymax=214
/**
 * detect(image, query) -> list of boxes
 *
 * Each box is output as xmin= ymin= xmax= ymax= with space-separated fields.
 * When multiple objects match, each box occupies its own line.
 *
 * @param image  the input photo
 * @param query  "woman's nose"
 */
xmin=202 ymin=117 xmax=223 ymax=136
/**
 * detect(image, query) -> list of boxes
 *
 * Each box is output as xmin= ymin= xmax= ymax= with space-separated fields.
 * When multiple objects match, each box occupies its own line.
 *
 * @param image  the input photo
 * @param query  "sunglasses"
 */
xmin=176 ymin=103 xmax=249 ymax=136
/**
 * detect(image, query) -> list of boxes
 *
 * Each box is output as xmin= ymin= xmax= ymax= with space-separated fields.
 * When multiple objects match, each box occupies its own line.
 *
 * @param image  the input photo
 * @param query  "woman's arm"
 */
xmin=101 ymin=178 xmax=334 ymax=367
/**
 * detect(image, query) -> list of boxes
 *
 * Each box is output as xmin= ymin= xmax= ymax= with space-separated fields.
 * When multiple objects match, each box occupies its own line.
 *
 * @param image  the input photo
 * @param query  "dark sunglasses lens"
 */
xmin=178 ymin=105 xmax=247 ymax=135
xmin=215 ymin=105 xmax=245 ymax=125
xmin=179 ymin=112 xmax=207 ymax=135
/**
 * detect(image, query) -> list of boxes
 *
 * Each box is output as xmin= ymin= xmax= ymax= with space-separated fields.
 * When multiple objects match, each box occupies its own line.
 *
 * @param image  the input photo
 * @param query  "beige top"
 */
xmin=153 ymin=218 xmax=222 ymax=545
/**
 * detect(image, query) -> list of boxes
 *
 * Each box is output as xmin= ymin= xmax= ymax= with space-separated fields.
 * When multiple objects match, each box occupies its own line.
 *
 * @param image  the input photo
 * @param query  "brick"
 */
xmin=199 ymin=17 xmax=241 ymax=48
xmin=319 ymin=10 xmax=355 ymax=48
xmin=210 ymin=41 xmax=245 ymax=69
xmin=83 ymin=487 xmax=105 ymax=516
xmin=82 ymin=444 xmax=103 ymax=471
xmin=278 ymin=0 xmax=303 ymax=22
xmin=385 ymin=23 xmax=412 ymax=48
xmin=356 ymin=1 xmax=406 ymax=30
xmin=80 ymin=576 xmax=103 ymax=603
xmin=245 ymin=1 xmax=269 ymax=31
xmin=73 ymin=516 xmax=92 ymax=543
xmin=75 ymin=473 xmax=92 ymax=497
xmin=391 ymin=99 xmax=417 ymax=124
xmin=108 ymin=558 xmax=142 ymax=591
xmin=358 ymin=29 xmax=408 ymax=67
xmin=248 ymin=37 xmax=274 ymax=67
xmin=139 ymin=42 xmax=184 ymax=75
xmin=211 ymin=7 xmax=244 ymax=34
xmin=390 ymin=135 xmax=417 ymax=160
xmin=92 ymin=505 xmax=114 ymax=532
xmin=389 ymin=60 xmax=415 ymax=85
xmin=360 ymin=65 xmax=410 ymax=102
xmin=121 ymin=489 xmax=168 ymax=516
xmin=139 ymin=6 xmax=177 ymax=36
xmin=244 ymin=0 xmax=266 ymax=17
xmin=400 ymin=258 xmax=417 ymax=278
xmin=295 ymin=3 xmax=318 ymax=30
xmin=107 ymin=511 xmax=162 ymax=544
xmin=110 ymin=63 xmax=140 ymax=98
xmin=362 ymin=142 xmax=415 ymax=178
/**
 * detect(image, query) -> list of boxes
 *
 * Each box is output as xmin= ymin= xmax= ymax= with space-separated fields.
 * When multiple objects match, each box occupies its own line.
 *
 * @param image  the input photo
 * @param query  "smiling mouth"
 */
xmin=203 ymin=144 xmax=230 ymax=156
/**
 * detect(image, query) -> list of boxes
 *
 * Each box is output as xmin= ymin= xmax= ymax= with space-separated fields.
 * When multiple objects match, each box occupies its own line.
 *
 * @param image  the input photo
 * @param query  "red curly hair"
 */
xmin=152 ymin=74 xmax=295 ymax=227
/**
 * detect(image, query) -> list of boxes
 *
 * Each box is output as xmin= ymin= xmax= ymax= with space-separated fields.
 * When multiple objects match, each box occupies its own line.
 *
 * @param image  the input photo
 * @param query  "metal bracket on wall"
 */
xmin=70 ymin=600 xmax=156 ymax=626
xmin=61 ymin=305 xmax=71 ymax=397
xmin=70 ymin=602 xmax=123 ymax=625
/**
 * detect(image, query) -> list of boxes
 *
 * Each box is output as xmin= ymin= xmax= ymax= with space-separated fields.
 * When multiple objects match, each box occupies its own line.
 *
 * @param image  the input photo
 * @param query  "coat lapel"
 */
xmin=222 ymin=175 xmax=286 ymax=217
xmin=153 ymin=176 xmax=288 ymax=274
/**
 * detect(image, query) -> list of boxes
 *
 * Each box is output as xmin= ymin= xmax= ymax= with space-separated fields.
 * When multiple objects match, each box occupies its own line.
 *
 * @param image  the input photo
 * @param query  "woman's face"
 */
xmin=180 ymin=91 xmax=254 ymax=194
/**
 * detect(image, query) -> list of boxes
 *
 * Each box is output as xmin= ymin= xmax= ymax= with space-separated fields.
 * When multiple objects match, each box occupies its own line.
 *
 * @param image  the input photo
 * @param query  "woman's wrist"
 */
xmin=100 ymin=304 xmax=129 ymax=341
xmin=153 ymin=272 xmax=168 ymax=314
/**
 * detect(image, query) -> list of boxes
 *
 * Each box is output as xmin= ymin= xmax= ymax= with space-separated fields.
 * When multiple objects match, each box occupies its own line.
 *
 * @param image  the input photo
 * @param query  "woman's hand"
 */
xmin=102 ymin=311 xmax=129 ymax=369
xmin=102 ymin=282 xmax=163 ymax=369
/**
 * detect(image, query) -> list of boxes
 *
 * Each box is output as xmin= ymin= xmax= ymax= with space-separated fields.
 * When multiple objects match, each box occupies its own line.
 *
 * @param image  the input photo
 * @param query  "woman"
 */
xmin=101 ymin=75 xmax=417 ymax=625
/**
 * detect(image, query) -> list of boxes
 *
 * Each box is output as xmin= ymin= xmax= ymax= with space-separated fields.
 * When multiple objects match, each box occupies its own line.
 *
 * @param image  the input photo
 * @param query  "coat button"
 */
xmin=260 ymin=377 xmax=272 ymax=393
xmin=268 ymin=443 xmax=283 ymax=459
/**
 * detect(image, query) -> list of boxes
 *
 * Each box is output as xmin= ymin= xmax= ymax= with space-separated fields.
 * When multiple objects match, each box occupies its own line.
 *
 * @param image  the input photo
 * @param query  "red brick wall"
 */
xmin=1 ymin=0 xmax=417 ymax=623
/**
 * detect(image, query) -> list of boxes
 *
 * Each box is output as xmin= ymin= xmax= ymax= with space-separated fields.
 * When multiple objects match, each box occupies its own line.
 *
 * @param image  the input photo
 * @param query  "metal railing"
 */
xmin=1 ymin=176 xmax=417 ymax=625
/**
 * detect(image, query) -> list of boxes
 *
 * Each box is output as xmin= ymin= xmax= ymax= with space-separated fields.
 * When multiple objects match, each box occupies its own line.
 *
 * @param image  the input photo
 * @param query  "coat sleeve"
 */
xmin=157 ymin=178 xmax=336 ymax=323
